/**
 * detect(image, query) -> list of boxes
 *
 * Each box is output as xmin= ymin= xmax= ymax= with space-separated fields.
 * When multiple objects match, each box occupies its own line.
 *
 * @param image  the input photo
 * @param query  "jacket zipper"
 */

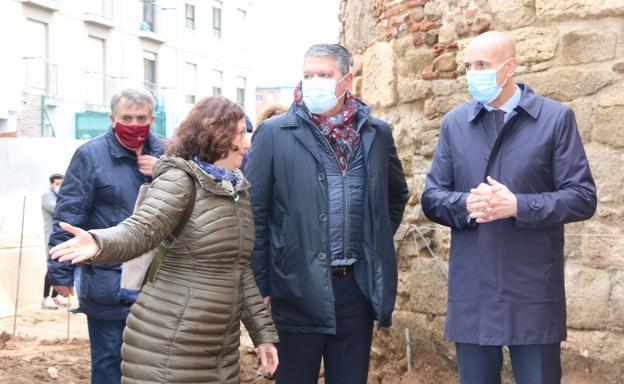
xmin=217 ymin=197 xmax=243 ymax=384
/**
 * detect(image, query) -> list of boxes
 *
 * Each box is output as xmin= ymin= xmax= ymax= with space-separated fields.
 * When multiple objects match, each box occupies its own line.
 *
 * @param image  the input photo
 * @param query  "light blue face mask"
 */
xmin=302 ymin=74 xmax=347 ymax=114
xmin=466 ymin=59 xmax=511 ymax=104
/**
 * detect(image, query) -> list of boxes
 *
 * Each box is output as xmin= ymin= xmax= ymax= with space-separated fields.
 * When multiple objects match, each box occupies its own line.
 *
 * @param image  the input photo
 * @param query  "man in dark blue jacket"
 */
xmin=48 ymin=88 xmax=164 ymax=384
xmin=422 ymin=32 xmax=596 ymax=384
xmin=247 ymin=44 xmax=408 ymax=384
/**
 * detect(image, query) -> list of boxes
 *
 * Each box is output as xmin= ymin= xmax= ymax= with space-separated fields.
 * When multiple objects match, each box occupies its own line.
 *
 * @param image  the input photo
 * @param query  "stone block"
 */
xmin=578 ymin=220 xmax=624 ymax=270
xmin=509 ymin=27 xmax=559 ymax=64
xmin=613 ymin=61 xmax=624 ymax=73
xmin=433 ymin=52 xmax=457 ymax=72
xmin=437 ymin=23 xmax=457 ymax=45
xmin=362 ymin=41 xmax=398 ymax=108
xmin=488 ymin=0 xmax=536 ymax=29
xmin=397 ymin=46 xmax=435 ymax=78
xmin=563 ymin=330 xmax=624 ymax=382
xmin=609 ymin=271 xmax=624 ymax=330
xmin=423 ymin=93 xmax=469 ymax=117
xmin=516 ymin=67 xmax=612 ymax=102
xmin=565 ymin=97 xmax=594 ymax=143
xmin=597 ymin=82 xmax=624 ymax=108
xmin=565 ymin=264 xmax=611 ymax=330
xmin=471 ymin=14 xmax=493 ymax=34
xmin=561 ymin=28 xmax=617 ymax=65
xmin=584 ymin=143 xmax=624 ymax=206
xmin=536 ymin=0 xmax=624 ymax=21
xmin=592 ymin=106 xmax=624 ymax=149
xmin=397 ymin=77 xmax=432 ymax=103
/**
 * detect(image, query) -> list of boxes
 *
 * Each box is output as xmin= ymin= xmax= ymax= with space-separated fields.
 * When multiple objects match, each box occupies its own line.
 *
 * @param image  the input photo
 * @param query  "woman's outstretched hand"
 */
xmin=257 ymin=342 xmax=279 ymax=377
xmin=49 ymin=222 xmax=100 ymax=264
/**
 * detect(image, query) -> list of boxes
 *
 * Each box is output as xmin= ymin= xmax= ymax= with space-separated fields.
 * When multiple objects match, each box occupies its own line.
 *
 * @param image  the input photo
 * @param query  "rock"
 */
xmin=471 ymin=14 xmax=492 ymax=33
xmin=584 ymin=143 xmax=624 ymax=206
xmin=438 ymin=23 xmax=457 ymax=45
xmin=561 ymin=29 xmax=617 ymax=65
xmin=397 ymin=76 xmax=432 ymax=103
xmin=433 ymin=52 xmax=457 ymax=72
xmin=488 ymin=0 xmax=536 ymax=29
xmin=565 ymin=264 xmax=611 ymax=330
xmin=564 ymin=330 xmax=624 ymax=382
xmin=424 ymin=30 xmax=438 ymax=46
xmin=409 ymin=6 xmax=425 ymax=23
xmin=405 ymin=256 xmax=449 ymax=314
xmin=454 ymin=18 xmax=469 ymax=36
xmin=613 ymin=61 xmax=624 ymax=73
xmin=423 ymin=93 xmax=469 ymax=117
xmin=342 ymin=0 xmax=382 ymax=53
xmin=362 ymin=41 xmax=398 ymax=108
xmin=509 ymin=27 xmax=559 ymax=64
xmin=353 ymin=76 xmax=363 ymax=97
xmin=431 ymin=78 xmax=466 ymax=96
xmin=516 ymin=67 xmax=612 ymax=102
xmin=592 ymin=106 xmax=624 ymax=148
xmin=424 ymin=1 xmax=442 ymax=19
xmin=565 ymin=97 xmax=594 ymax=143
xmin=396 ymin=43 xmax=435 ymax=77
xmin=48 ymin=367 xmax=58 ymax=380
xmin=597 ymin=82 xmax=624 ymax=107
xmin=609 ymin=271 xmax=624 ymax=330
xmin=536 ymin=0 xmax=624 ymax=21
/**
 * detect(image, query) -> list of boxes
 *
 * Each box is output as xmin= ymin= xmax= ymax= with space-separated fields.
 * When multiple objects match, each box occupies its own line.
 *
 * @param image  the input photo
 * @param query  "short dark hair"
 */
xmin=165 ymin=96 xmax=245 ymax=163
xmin=49 ymin=173 xmax=64 ymax=183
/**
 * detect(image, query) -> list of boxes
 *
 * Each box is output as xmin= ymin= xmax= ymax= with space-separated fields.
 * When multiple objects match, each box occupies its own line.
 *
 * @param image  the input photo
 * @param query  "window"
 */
xmin=24 ymin=19 xmax=47 ymax=92
xmin=85 ymin=36 xmax=106 ymax=106
xmin=212 ymin=70 xmax=223 ymax=96
xmin=256 ymin=94 xmax=262 ymax=102
xmin=236 ymin=76 xmax=246 ymax=107
xmin=235 ymin=8 xmax=247 ymax=46
xmin=185 ymin=3 xmax=195 ymax=30
xmin=143 ymin=51 xmax=157 ymax=92
xmin=184 ymin=62 xmax=197 ymax=104
xmin=143 ymin=0 xmax=157 ymax=32
xmin=212 ymin=2 xmax=222 ymax=39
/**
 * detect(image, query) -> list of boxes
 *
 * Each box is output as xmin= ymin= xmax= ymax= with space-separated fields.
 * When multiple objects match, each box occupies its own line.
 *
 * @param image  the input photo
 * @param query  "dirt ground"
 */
xmin=0 ymin=307 xmax=446 ymax=384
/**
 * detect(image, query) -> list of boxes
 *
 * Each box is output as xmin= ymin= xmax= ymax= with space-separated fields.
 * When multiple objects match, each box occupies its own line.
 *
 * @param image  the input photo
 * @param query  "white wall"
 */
xmin=0 ymin=138 xmax=83 ymax=317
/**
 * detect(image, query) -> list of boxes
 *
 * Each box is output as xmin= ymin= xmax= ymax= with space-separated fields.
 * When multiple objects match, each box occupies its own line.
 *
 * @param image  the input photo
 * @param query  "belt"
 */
xmin=331 ymin=265 xmax=354 ymax=278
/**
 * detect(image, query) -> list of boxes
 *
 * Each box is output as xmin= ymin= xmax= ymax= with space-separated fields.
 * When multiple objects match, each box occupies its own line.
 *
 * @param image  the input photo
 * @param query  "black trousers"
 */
xmin=455 ymin=342 xmax=561 ymax=384
xmin=43 ymin=271 xmax=58 ymax=298
xmin=275 ymin=271 xmax=374 ymax=384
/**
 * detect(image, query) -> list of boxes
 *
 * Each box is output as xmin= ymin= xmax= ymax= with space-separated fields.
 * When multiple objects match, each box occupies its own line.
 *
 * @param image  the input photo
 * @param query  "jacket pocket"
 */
xmin=82 ymin=264 xmax=122 ymax=305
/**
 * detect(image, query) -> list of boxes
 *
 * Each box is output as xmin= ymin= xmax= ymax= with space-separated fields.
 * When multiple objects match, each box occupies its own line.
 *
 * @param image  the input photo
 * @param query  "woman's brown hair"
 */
xmin=166 ymin=96 xmax=245 ymax=163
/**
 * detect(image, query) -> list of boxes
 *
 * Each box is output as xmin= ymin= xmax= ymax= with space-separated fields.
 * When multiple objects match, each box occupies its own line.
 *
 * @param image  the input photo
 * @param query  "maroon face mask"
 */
xmin=114 ymin=122 xmax=150 ymax=149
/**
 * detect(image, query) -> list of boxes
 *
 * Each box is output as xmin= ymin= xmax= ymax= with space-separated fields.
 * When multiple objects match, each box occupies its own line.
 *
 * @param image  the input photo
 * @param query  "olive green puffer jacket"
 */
xmin=90 ymin=156 xmax=278 ymax=384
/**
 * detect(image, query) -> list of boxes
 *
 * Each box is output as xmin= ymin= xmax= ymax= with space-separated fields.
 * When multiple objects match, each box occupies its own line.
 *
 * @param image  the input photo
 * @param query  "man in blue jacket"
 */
xmin=247 ymin=44 xmax=408 ymax=384
xmin=421 ymin=31 xmax=597 ymax=383
xmin=48 ymin=88 xmax=164 ymax=384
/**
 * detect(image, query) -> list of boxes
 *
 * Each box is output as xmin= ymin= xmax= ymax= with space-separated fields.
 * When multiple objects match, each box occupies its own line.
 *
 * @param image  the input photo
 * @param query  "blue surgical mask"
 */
xmin=302 ymin=75 xmax=347 ymax=114
xmin=466 ymin=59 xmax=511 ymax=104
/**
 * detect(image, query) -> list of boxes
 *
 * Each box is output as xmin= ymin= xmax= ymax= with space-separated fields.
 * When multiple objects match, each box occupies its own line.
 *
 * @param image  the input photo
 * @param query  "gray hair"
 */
xmin=304 ymin=44 xmax=352 ymax=75
xmin=110 ymin=88 xmax=156 ymax=115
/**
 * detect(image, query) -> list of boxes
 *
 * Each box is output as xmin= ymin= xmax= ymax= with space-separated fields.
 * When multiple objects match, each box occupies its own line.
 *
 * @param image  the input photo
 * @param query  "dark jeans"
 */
xmin=455 ymin=342 xmax=561 ymax=384
xmin=87 ymin=316 xmax=125 ymax=384
xmin=43 ymin=271 xmax=58 ymax=298
xmin=275 ymin=271 xmax=374 ymax=384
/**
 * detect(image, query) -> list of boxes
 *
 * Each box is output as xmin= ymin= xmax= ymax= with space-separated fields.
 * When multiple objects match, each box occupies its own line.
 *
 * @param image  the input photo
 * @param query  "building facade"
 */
xmin=0 ymin=0 xmax=255 ymax=138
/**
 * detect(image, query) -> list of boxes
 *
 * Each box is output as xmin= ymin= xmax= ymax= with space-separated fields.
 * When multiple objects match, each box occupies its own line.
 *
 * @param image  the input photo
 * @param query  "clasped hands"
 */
xmin=466 ymin=176 xmax=517 ymax=224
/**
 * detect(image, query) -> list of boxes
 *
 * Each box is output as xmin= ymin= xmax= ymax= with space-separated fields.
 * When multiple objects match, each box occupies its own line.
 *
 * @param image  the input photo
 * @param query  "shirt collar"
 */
xmin=483 ymin=84 xmax=521 ymax=114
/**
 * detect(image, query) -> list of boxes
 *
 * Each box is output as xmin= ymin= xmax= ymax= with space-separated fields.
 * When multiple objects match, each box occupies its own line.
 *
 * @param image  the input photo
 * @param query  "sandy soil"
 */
xmin=0 ymin=307 xmax=447 ymax=383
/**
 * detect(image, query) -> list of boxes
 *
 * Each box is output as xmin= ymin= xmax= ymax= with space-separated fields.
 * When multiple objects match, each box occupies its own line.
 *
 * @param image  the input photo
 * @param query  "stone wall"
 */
xmin=339 ymin=0 xmax=624 ymax=382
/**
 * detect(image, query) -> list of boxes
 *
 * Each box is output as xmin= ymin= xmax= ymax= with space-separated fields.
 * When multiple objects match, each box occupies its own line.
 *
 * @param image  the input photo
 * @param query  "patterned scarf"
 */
xmin=294 ymin=82 xmax=359 ymax=171
xmin=192 ymin=156 xmax=243 ymax=200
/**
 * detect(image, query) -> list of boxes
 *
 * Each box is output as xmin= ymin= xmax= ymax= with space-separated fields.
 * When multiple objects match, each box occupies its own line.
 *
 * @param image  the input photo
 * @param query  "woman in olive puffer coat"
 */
xmin=51 ymin=96 xmax=279 ymax=383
